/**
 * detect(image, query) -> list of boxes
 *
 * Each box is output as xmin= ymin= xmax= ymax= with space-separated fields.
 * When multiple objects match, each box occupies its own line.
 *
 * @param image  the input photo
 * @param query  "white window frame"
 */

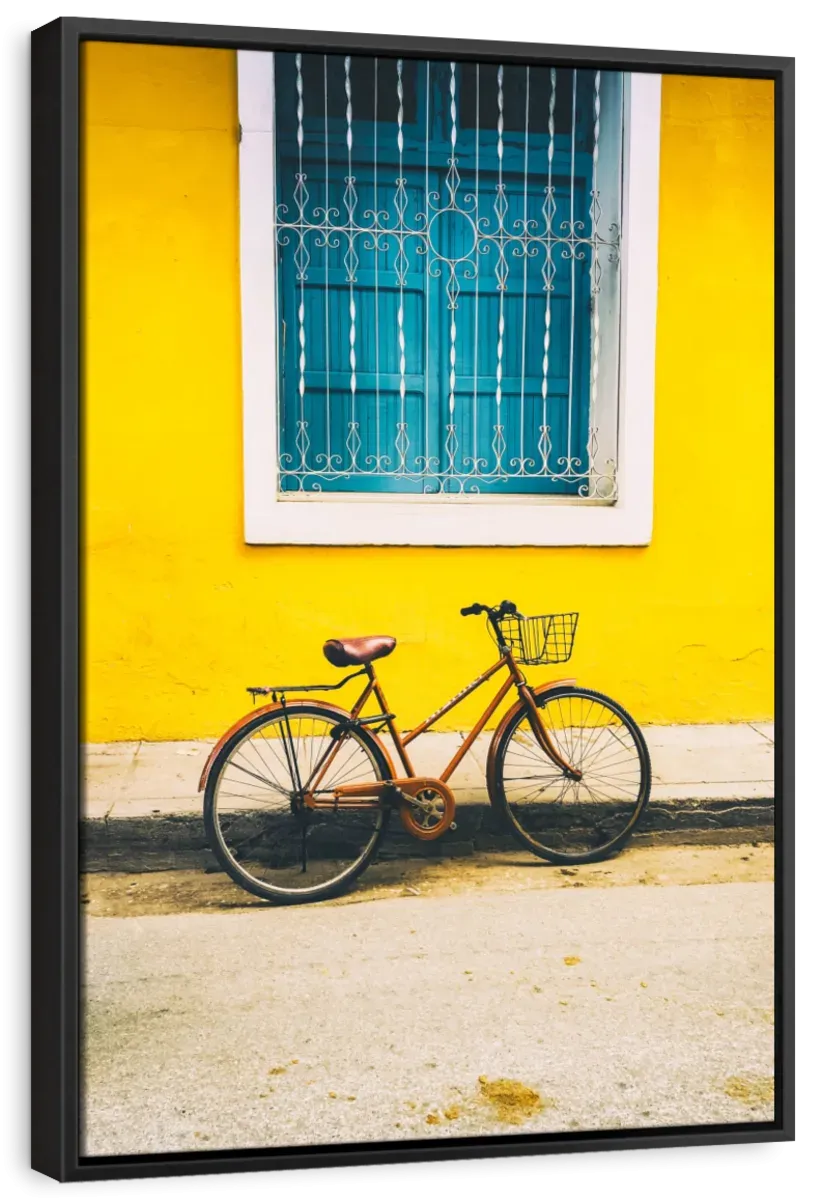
xmin=238 ymin=50 xmax=661 ymax=547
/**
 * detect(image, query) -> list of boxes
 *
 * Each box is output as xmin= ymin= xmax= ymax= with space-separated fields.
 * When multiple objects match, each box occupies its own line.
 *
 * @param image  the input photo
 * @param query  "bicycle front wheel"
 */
xmin=492 ymin=686 xmax=651 ymax=864
xmin=204 ymin=703 xmax=392 ymax=904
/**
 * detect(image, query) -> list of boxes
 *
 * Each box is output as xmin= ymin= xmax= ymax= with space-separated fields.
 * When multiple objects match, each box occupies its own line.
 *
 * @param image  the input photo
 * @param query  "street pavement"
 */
xmin=81 ymin=873 xmax=775 ymax=1156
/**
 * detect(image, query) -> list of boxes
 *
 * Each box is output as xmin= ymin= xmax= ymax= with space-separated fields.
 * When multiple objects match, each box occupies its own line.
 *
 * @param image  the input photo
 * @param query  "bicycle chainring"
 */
xmin=398 ymin=780 xmax=456 ymax=841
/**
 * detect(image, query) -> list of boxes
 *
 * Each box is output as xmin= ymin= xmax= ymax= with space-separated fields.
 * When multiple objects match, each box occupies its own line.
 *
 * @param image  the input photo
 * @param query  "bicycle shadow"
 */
xmin=205 ymin=845 xmax=564 ymax=910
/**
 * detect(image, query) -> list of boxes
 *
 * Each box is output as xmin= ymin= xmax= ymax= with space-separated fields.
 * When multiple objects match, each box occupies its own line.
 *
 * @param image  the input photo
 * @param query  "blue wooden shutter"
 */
xmin=273 ymin=55 xmax=620 ymax=497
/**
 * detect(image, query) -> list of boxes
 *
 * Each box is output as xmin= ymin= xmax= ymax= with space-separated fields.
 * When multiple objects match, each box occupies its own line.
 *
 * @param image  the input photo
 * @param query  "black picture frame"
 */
xmin=31 ymin=15 xmax=795 ymax=1182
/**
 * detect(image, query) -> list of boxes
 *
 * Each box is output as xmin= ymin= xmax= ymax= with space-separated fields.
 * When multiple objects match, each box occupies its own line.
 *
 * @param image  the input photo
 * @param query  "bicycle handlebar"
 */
xmin=460 ymin=600 xmax=519 ymax=619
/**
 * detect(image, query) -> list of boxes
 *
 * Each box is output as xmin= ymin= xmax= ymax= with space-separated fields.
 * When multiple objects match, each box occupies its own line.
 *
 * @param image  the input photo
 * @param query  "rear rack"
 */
xmin=247 ymin=668 xmax=367 ymax=699
xmin=247 ymin=671 xmax=395 ymax=732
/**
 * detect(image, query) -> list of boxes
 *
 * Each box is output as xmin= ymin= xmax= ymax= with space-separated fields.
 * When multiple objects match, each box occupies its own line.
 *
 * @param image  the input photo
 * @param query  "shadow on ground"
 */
xmin=81 ymin=842 xmax=774 ymax=918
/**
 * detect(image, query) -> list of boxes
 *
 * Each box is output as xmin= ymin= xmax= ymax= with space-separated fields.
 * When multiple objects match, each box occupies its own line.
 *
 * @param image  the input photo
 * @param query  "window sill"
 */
xmin=244 ymin=493 xmax=653 ymax=546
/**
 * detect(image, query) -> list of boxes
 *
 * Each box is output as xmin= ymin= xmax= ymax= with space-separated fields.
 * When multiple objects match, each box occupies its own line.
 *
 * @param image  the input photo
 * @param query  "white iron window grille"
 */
xmin=238 ymin=51 xmax=660 ymax=545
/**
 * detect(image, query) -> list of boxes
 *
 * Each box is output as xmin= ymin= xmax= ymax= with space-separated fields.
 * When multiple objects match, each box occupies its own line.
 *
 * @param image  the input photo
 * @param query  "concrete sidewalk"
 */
xmin=82 ymin=723 xmax=775 ymax=872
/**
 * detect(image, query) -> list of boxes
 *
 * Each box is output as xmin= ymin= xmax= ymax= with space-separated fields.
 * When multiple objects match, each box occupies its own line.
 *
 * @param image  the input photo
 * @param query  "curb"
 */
xmin=81 ymin=797 xmax=775 ymax=874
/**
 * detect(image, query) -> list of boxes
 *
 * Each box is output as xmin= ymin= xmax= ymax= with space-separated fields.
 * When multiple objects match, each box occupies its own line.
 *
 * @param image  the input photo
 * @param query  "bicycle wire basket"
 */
xmin=492 ymin=611 xmax=579 ymax=665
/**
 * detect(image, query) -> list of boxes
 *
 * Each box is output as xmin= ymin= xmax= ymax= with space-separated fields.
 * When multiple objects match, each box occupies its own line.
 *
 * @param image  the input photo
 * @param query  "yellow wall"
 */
xmin=82 ymin=43 xmax=775 ymax=742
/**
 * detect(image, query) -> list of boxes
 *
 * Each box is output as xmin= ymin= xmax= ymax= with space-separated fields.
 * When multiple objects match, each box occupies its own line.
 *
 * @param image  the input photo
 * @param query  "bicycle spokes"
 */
xmin=496 ymin=687 xmax=650 ymax=862
xmin=206 ymin=709 xmax=389 ymax=897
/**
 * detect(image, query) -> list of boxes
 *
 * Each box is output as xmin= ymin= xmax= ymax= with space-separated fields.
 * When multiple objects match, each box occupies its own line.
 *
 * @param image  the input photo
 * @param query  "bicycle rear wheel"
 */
xmin=491 ymin=686 xmax=651 ymax=864
xmin=204 ymin=703 xmax=392 ymax=903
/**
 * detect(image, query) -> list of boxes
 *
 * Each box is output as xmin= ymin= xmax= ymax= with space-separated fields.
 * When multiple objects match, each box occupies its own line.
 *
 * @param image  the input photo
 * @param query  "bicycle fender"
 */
xmin=484 ymin=678 xmax=576 ymax=802
xmin=197 ymin=698 xmax=382 ymax=791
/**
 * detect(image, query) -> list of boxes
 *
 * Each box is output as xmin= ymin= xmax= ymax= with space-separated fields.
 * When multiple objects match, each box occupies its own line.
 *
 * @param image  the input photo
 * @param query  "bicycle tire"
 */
xmin=204 ymin=702 xmax=393 ymax=904
xmin=490 ymin=685 xmax=651 ymax=865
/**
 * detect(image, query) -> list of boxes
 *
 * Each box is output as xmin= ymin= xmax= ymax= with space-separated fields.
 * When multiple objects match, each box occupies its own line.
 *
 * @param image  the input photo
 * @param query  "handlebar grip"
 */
xmin=460 ymin=603 xmax=483 ymax=617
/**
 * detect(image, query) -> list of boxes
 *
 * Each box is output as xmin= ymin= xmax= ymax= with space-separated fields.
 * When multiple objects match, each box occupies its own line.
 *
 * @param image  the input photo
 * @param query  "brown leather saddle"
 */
xmin=323 ymin=635 xmax=396 ymax=668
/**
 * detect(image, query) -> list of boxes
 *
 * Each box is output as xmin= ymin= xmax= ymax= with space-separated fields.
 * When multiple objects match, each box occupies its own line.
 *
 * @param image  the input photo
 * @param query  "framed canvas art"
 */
xmin=31 ymin=15 xmax=794 ymax=1181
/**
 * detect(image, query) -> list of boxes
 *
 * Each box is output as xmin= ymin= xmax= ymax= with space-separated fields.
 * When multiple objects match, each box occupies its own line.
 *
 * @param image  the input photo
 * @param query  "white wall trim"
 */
xmin=239 ymin=51 xmax=278 ymax=539
xmin=238 ymin=55 xmax=660 ymax=547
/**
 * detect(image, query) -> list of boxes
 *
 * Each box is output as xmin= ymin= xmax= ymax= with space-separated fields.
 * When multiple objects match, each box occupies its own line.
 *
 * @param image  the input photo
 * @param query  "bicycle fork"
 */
xmin=517 ymin=679 xmax=583 ymax=782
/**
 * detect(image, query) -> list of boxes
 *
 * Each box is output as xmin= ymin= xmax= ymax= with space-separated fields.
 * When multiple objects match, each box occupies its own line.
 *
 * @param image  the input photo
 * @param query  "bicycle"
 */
xmin=199 ymin=601 xmax=652 ymax=904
